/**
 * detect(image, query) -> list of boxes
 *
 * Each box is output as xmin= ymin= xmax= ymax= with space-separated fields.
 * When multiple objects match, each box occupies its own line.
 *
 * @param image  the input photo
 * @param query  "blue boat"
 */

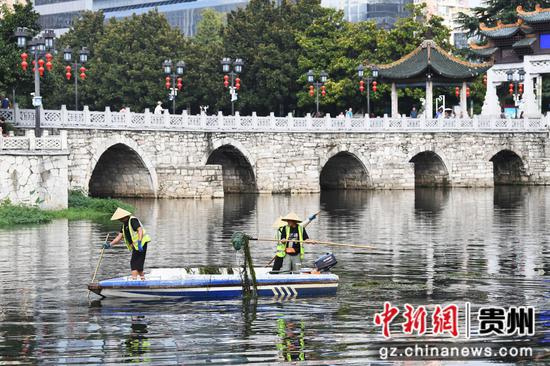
xmin=88 ymin=267 xmax=339 ymax=300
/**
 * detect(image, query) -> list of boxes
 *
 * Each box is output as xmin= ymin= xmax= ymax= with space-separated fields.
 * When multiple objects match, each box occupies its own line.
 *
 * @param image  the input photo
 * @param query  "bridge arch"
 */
xmin=87 ymin=138 xmax=158 ymax=198
xmin=204 ymin=140 xmax=257 ymax=193
xmin=489 ymin=149 xmax=528 ymax=185
xmin=319 ymin=148 xmax=372 ymax=190
xmin=409 ymin=150 xmax=450 ymax=187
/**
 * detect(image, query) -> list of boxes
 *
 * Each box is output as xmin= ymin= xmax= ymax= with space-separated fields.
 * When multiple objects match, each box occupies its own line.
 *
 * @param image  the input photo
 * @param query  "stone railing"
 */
xmin=1 ymin=105 xmax=548 ymax=133
xmin=0 ymin=130 xmax=68 ymax=151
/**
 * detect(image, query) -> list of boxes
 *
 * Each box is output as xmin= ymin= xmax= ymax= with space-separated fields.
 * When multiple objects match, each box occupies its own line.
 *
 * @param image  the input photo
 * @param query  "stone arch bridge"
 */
xmin=67 ymin=129 xmax=550 ymax=198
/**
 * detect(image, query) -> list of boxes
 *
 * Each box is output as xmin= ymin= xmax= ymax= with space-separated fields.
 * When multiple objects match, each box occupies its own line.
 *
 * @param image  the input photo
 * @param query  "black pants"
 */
xmin=130 ymin=243 xmax=148 ymax=271
xmin=272 ymin=256 xmax=284 ymax=272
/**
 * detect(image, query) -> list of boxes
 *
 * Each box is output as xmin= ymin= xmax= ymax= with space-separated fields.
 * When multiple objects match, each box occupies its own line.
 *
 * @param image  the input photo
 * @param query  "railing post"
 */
xmin=163 ymin=109 xmax=170 ymax=128
xmin=288 ymin=112 xmax=294 ymax=129
xmin=83 ymin=105 xmax=90 ymax=127
xmin=383 ymin=114 xmax=389 ymax=130
xmin=14 ymin=103 xmax=19 ymax=126
xmin=0 ymin=133 xmax=3 ymax=150
xmin=60 ymin=104 xmax=68 ymax=127
xmin=218 ymin=111 xmax=224 ymax=128
xmin=200 ymin=111 xmax=207 ymax=128
xmin=251 ymin=111 xmax=258 ymax=128
xmin=104 ymin=106 xmax=111 ymax=126
xmin=306 ymin=113 xmax=312 ymax=129
xmin=125 ymin=108 xmax=132 ymax=127
xmin=27 ymin=129 xmax=36 ymax=150
xmin=235 ymin=111 xmax=241 ymax=129
xmin=60 ymin=130 xmax=68 ymax=150
xmin=472 ymin=115 xmax=478 ymax=130
xmin=490 ymin=116 xmax=496 ymax=129
xmin=181 ymin=109 xmax=188 ymax=129
xmin=269 ymin=112 xmax=276 ymax=129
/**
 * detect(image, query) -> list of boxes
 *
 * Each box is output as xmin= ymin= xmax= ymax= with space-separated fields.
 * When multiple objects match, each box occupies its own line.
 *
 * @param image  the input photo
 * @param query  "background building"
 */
xmin=321 ymin=0 xmax=413 ymax=25
xmin=0 ymin=0 xmax=28 ymax=10
xmin=414 ymin=0 xmax=477 ymax=48
xmin=33 ymin=0 xmax=248 ymax=36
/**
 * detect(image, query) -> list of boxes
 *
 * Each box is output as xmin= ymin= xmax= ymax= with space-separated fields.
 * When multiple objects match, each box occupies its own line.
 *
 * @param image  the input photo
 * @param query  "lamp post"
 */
xmin=221 ymin=57 xmax=244 ymax=116
xmin=307 ymin=70 xmax=328 ymax=116
xmin=506 ymin=69 xmax=525 ymax=118
xmin=63 ymin=46 xmax=90 ymax=111
xmin=357 ymin=65 xmax=378 ymax=116
xmin=15 ymin=27 xmax=55 ymax=137
xmin=162 ymin=59 xmax=185 ymax=114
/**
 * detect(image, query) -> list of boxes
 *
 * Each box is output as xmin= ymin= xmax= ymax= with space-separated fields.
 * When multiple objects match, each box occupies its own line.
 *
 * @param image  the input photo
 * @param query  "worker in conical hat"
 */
xmin=103 ymin=207 xmax=152 ymax=280
xmin=279 ymin=212 xmax=309 ymax=273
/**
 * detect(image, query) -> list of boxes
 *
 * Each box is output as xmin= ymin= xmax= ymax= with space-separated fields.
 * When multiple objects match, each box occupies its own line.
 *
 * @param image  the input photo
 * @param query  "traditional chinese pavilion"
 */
xmin=370 ymin=39 xmax=491 ymax=118
xmin=470 ymin=4 xmax=550 ymax=117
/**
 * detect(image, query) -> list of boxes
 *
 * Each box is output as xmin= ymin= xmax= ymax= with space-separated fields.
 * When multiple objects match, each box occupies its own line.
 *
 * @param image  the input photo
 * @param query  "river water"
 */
xmin=0 ymin=188 xmax=548 ymax=365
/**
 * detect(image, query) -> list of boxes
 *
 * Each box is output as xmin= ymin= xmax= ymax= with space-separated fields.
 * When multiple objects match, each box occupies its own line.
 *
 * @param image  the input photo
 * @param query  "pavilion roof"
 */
xmin=513 ymin=36 xmax=537 ymax=48
xmin=479 ymin=20 xmax=525 ymax=38
xmin=372 ymin=40 xmax=492 ymax=81
xmin=517 ymin=4 xmax=550 ymax=24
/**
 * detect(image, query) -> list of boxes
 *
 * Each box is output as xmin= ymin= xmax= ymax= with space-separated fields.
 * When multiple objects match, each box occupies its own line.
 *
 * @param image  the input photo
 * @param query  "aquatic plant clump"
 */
xmin=0 ymin=191 xmax=134 ymax=227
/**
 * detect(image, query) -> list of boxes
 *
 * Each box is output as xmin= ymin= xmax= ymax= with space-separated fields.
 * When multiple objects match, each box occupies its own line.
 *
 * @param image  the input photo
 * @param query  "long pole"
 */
xmin=315 ymin=82 xmax=320 ymax=115
xmin=74 ymin=62 xmax=78 ymax=111
xmin=172 ymin=74 xmax=176 ymax=114
xmin=33 ymin=49 xmax=41 ymax=137
xmin=366 ymin=77 xmax=371 ymax=116
xmin=231 ymin=71 xmax=235 ymax=116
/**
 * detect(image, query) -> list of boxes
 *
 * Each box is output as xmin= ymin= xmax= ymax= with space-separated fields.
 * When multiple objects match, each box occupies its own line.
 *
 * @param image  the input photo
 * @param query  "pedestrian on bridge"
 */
xmin=103 ymin=208 xmax=152 ymax=280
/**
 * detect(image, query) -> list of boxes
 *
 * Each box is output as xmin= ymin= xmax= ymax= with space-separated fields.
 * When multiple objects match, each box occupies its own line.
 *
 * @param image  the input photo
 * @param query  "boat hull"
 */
xmin=88 ymin=268 xmax=338 ymax=300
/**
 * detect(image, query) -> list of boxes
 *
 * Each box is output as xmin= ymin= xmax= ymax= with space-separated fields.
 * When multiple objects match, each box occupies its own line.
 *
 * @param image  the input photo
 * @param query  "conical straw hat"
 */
xmin=281 ymin=212 xmax=302 ymax=223
xmin=272 ymin=216 xmax=286 ymax=228
xmin=111 ymin=207 xmax=132 ymax=221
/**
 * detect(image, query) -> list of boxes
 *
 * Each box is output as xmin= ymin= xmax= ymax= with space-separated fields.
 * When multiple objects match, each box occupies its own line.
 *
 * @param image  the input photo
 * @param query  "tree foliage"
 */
xmin=2 ymin=1 xmax=468 ymax=116
xmin=0 ymin=3 xmax=40 ymax=105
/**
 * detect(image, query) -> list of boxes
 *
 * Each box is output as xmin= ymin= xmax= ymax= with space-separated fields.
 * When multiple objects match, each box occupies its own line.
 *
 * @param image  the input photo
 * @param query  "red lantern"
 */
xmin=80 ymin=72 xmax=86 ymax=80
xmin=177 ymin=77 xmax=183 ymax=91
xmin=38 ymin=66 xmax=44 ymax=77
xmin=38 ymin=59 xmax=44 ymax=67
xmin=21 ymin=53 xmax=28 ymax=71
xmin=455 ymin=86 xmax=460 ymax=97
xmin=309 ymin=85 xmax=314 ymax=97
xmin=65 ymin=65 xmax=71 ymax=80
xmin=165 ymin=76 xmax=171 ymax=89
xmin=235 ymin=77 xmax=241 ymax=84
xmin=466 ymin=87 xmax=470 ymax=97
xmin=223 ymin=75 xmax=229 ymax=88
xmin=359 ymin=80 xmax=365 ymax=92
xmin=483 ymin=74 xmax=487 ymax=85
xmin=235 ymin=83 xmax=241 ymax=91
xmin=372 ymin=80 xmax=377 ymax=93
xmin=509 ymin=83 xmax=514 ymax=95
xmin=79 ymin=66 xmax=86 ymax=73
xmin=45 ymin=53 xmax=53 ymax=62
xmin=519 ymin=84 xmax=523 ymax=94
xmin=46 ymin=61 xmax=52 ymax=71
xmin=321 ymin=85 xmax=326 ymax=97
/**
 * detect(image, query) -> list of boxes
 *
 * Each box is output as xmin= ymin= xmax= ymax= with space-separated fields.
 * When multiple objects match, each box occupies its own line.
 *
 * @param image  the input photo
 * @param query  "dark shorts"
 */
xmin=130 ymin=243 xmax=148 ymax=271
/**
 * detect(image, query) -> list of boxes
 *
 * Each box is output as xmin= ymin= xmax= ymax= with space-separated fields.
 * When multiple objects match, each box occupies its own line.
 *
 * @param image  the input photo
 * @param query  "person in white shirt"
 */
xmin=154 ymin=101 xmax=163 ymax=114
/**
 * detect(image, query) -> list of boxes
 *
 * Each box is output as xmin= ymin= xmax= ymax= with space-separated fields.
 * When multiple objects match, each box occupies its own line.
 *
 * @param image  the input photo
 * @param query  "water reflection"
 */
xmin=0 ymin=188 xmax=548 ymax=363
xmin=125 ymin=316 xmax=150 ymax=364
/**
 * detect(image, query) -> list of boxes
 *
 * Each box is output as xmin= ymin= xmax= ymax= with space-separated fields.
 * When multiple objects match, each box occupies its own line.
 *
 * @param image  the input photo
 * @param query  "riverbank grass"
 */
xmin=0 ymin=191 xmax=134 ymax=227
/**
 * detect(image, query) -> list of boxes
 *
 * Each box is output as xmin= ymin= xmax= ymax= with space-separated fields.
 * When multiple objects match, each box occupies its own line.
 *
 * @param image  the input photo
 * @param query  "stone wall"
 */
xmin=0 ymin=151 xmax=69 ymax=209
xmin=157 ymin=166 xmax=224 ymax=198
xmin=65 ymin=130 xmax=550 ymax=198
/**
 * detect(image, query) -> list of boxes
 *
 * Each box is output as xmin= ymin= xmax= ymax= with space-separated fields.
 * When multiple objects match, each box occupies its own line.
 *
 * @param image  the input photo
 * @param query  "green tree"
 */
xmin=457 ymin=0 xmax=550 ymax=37
xmin=0 ymin=3 xmax=40 ymax=107
xmin=45 ymin=11 xmax=106 ymax=110
xmin=80 ymin=11 xmax=186 ymax=112
xmin=183 ymin=9 xmax=226 ymax=113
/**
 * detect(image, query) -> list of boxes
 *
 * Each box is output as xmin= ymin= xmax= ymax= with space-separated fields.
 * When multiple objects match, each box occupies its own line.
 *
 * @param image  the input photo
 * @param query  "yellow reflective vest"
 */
xmin=276 ymin=225 xmax=304 ymax=260
xmin=121 ymin=216 xmax=151 ymax=251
